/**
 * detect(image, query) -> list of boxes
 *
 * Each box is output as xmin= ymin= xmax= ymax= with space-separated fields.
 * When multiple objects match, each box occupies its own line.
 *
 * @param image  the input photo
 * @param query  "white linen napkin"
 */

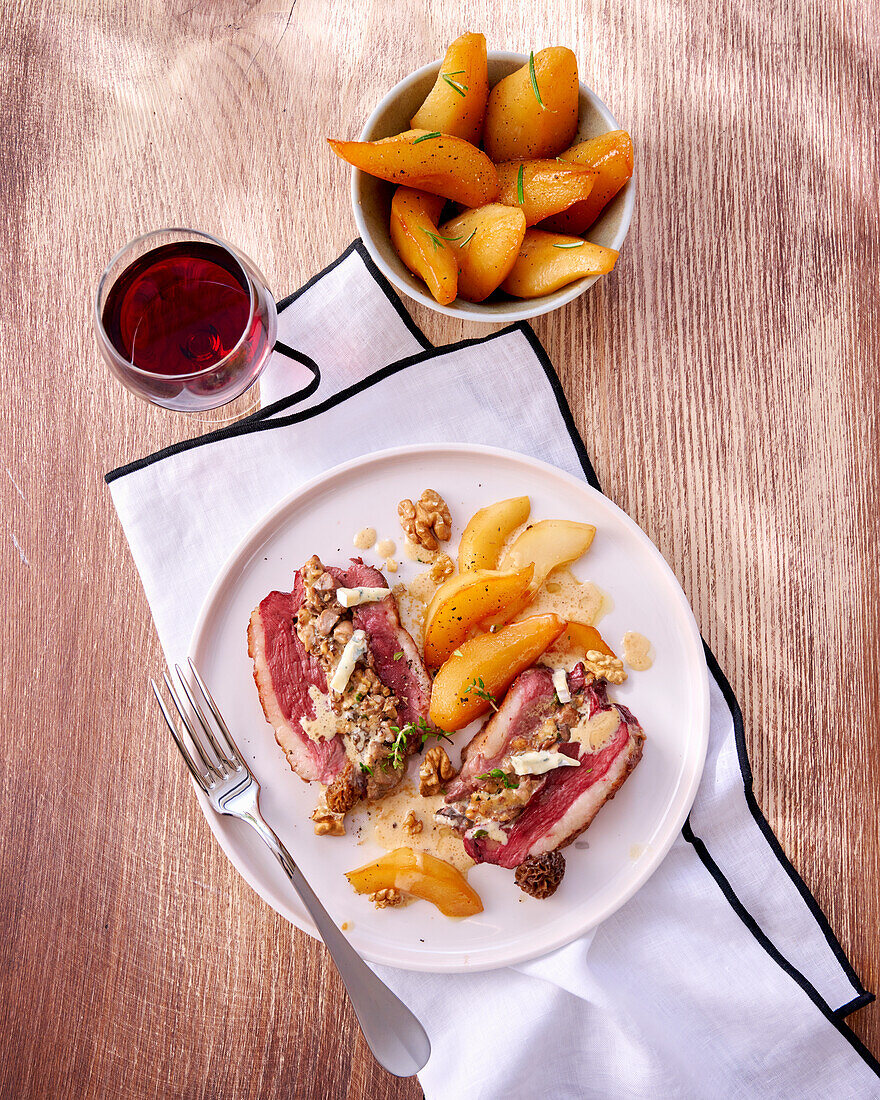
xmin=106 ymin=241 xmax=879 ymax=1097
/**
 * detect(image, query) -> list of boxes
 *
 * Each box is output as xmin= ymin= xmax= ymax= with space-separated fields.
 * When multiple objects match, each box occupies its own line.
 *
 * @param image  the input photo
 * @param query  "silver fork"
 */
xmin=151 ymin=658 xmax=431 ymax=1079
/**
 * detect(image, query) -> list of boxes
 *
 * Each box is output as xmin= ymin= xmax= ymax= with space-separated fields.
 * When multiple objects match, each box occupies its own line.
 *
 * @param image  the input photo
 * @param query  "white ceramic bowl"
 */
xmin=351 ymin=51 xmax=635 ymax=323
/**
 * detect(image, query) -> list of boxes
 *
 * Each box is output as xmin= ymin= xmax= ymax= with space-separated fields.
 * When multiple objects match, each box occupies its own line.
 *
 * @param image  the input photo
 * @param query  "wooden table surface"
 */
xmin=2 ymin=0 xmax=879 ymax=1095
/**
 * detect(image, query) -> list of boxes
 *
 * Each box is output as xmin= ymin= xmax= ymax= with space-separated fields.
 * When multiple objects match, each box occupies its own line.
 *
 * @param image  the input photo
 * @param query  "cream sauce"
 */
xmin=358 ymin=782 xmax=474 ymax=874
xmin=353 ymin=527 xmax=376 ymax=550
xmin=623 ymin=631 xmax=653 ymax=671
xmin=403 ymin=538 xmax=438 ymax=565
xmin=376 ymin=537 xmax=396 ymax=558
xmin=299 ymin=685 xmax=340 ymax=743
xmin=466 ymin=819 xmax=508 ymax=845
xmin=529 ymin=568 xmax=610 ymax=667
xmin=569 ymin=707 xmax=620 ymax=752
xmin=393 ymin=570 xmax=441 ymax=642
xmin=523 ymin=567 xmax=607 ymax=624
xmin=407 ymin=570 xmax=442 ymax=605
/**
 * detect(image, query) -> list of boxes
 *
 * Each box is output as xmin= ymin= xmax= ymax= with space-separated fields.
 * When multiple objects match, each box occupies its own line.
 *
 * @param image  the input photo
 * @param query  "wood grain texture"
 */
xmin=1 ymin=0 xmax=878 ymax=1095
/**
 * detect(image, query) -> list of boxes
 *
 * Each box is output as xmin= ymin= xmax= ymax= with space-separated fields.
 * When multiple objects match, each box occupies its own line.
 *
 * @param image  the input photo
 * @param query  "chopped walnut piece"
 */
xmin=398 ymin=489 xmax=452 ymax=552
xmin=419 ymin=746 xmax=456 ymax=796
xmin=311 ymin=791 xmax=346 ymax=836
xmin=311 ymin=810 xmax=345 ymax=836
xmin=430 ymin=553 xmax=454 ymax=582
xmin=370 ymin=888 xmax=404 ymax=909
xmin=584 ymin=650 xmax=627 ymax=685
xmin=515 ymin=851 xmax=566 ymax=899
xmin=324 ymin=765 xmax=360 ymax=815
xmin=403 ymin=809 xmax=423 ymax=836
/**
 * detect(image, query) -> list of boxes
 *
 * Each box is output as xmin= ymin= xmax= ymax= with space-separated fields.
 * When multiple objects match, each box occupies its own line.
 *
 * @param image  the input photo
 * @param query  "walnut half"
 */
xmin=398 ymin=489 xmax=452 ymax=552
xmin=370 ymin=888 xmax=403 ymax=909
xmin=419 ymin=746 xmax=456 ymax=797
xmin=515 ymin=851 xmax=566 ymax=899
xmin=584 ymin=650 xmax=627 ymax=686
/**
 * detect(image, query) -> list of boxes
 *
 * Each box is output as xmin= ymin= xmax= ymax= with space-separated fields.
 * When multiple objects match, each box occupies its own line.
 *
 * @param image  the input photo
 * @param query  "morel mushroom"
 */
xmin=514 ymin=851 xmax=566 ymax=899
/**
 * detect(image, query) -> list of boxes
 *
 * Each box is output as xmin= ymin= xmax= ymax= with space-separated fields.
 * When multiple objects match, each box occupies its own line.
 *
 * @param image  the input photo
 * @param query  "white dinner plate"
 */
xmin=190 ymin=444 xmax=710 ymax=972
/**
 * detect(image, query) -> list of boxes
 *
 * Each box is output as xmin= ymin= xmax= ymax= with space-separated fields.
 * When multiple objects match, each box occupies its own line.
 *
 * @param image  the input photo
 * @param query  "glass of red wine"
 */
xmin=94 ymin=228 xmax=296 ymax=412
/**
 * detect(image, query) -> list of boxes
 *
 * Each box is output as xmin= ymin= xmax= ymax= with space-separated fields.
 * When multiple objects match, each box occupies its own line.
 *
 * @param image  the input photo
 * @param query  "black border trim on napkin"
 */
xmin=104 ymin=243 xmax=877 ymax=1074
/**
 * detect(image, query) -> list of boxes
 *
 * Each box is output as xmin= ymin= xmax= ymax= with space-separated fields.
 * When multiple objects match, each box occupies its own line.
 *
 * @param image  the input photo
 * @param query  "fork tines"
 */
xmin=151 ymin=659 xmax=247 ymax=790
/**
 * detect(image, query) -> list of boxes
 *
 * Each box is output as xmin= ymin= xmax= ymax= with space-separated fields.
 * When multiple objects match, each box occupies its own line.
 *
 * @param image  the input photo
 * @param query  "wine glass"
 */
xmin=94 ymin=228 xmax=297 ymax=412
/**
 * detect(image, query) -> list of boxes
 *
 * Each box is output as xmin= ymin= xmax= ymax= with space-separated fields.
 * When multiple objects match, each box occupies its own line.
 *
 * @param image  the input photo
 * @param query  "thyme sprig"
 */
xmin=416 ymin=715 xmax=453 ymax=748
xmin=383 ymin=717 xmax=452 ymax=771
xmin=462 ymin=676 xmax=498 ymax=711
xmin=441 ymin=70 xmax=468 ymax=96
xmin=385 ymin=723 xmax=411 ymax=770
xmin=529 ymin=51 xmax=544 ymax=107
xmin=476 ymin=767 xmax=519 ymax=789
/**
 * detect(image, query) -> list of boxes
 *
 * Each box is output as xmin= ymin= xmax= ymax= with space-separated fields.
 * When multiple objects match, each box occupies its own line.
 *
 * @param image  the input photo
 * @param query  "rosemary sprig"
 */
xmin=421 ymin=228 xmax=445 ymax=250
xmin=476 ymin=767 xmax=519 ymax=789
xmin=516 ymin=162 xmax=525 ymax=205
xmin=458 ymin=228 xmax=477 ymax=248
xmin=462 ymin=676 xmax=498 ymax=711
xmin=412 ymin=131 xmax=441 ymax=143
xmin=529 ymin=51 xmax=544 ymax=107
xmin=441 ymin=70 xmax=468 ymax=96
xmin=422 ymin=228 xmax=471 ymax=250
xmin=359 ymin=762 xmax=373 ymax=775
xmin=552 ymin=240 xmax=586 ymax=249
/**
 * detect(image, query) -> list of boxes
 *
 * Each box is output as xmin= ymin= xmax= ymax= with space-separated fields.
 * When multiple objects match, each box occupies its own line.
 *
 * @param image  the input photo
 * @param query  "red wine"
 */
xmin=102 ymin=241 xmax=252 ymax=376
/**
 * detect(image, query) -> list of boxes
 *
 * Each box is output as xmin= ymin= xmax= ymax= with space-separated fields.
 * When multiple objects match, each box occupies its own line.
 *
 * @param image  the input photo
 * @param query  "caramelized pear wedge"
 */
xmin=410 ymin=32 xmax=489 ymax=143
xmin=390 ymin=187 xmax=457 ymax=305
xmin=501 ymin=230 xmax=618 ymax=298
xmin=346 ymin=848 xmax=483 ymax=918
xmin=499 ymin=519 xmax=596 ymax=585
xmin=483 ymin=47 xmax=579 ymax=161
xmin=496 ymin=159 xmax=596 ymax=226
xmin=558 ymin=620 xmax=616 ymax=658
xmin=424 ymin=565 xmax=535 ymax=668
xmin=542 ymin=130 xmax=634 ymax=234
xmin=482 ymin=519 xmax=597 ymax=628
xmin=458 ymin=495 xmax=531 ymax=572
xmin=327 ymin=129 xmax=499 ymax=207
xmin=430 ymin=614 xmax=566 ymax=731
xmin=439 ymin=204 xmax=526 ymax=302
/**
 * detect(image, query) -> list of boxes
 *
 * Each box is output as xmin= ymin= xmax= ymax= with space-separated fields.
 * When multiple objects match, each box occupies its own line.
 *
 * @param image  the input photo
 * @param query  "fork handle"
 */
xmin=239 ymin=811 xmax=431 ymax=1078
